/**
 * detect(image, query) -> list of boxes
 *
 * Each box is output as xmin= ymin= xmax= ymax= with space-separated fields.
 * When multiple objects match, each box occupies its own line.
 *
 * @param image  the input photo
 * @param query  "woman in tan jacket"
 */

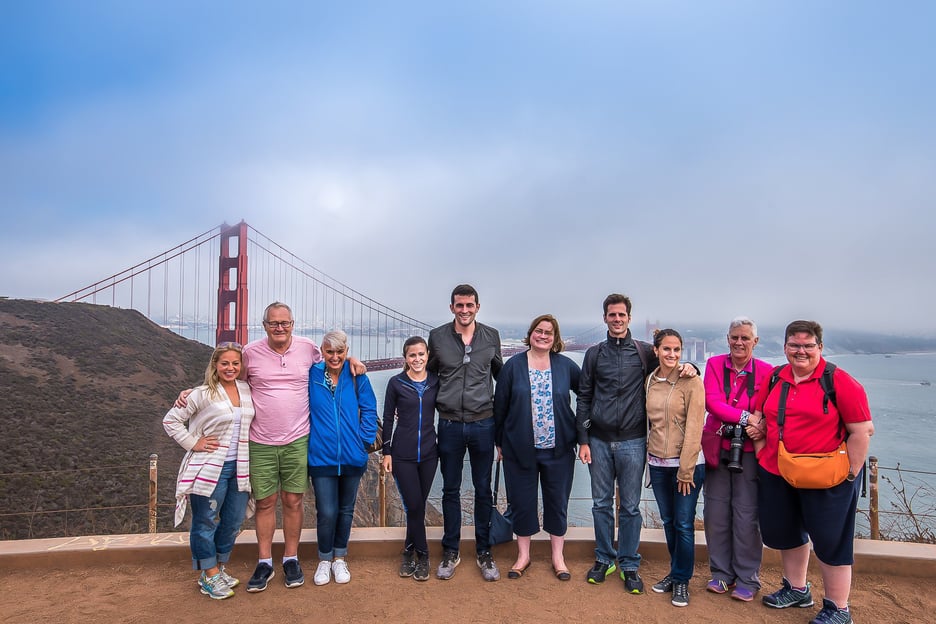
xmin=644 ymin=329 xmax=705 ymax=608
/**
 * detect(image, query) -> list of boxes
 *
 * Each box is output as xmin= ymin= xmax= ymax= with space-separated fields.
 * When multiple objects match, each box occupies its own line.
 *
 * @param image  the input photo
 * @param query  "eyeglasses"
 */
xmin=785 ymin=342 xmax=819 ymax=352
xmin=532 ymin=329 xmax=555 ymax=337
xmin=216 ymin=341 xmax=242 ymax=349
xmin=462 ymin=344 xmax=472 ymax=364
xmin=264 ymin=320 xmax=294 ymax=329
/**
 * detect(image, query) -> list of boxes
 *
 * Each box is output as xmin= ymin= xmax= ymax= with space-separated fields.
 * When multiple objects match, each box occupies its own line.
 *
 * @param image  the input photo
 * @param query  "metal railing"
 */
xmin=1 ymin=454 xmax=933 ymax=542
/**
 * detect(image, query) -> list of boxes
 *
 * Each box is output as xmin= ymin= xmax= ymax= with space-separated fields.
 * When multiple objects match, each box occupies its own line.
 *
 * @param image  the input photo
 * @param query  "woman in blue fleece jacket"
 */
xmin=308 ymin=329 xmax=378 ymax=586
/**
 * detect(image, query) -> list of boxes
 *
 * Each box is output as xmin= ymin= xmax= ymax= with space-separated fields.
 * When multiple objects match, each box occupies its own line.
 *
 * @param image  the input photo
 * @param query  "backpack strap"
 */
xmin=819 ymin=362 xmax=838 ymax=414
xmin=633 ymin=339 xmax=650 ymax=375
xmin=775 ymin=380 xmax=791 ymax=442
xmin=768 ymin=364 xmax=785 ymax=393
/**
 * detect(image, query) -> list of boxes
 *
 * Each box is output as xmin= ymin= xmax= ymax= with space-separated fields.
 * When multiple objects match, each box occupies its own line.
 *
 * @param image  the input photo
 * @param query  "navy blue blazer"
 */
xmin=493 ymin=350 xmax=581 ymax=471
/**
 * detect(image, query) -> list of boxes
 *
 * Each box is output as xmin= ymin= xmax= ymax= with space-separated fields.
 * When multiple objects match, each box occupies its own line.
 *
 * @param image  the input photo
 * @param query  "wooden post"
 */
xmin=149 ymin=454 xmax=159 ymax=534
xmin=869 ymin=456 xmax=879 ymax=540
xmin=378 ymin=462 xmax=387 ymax=527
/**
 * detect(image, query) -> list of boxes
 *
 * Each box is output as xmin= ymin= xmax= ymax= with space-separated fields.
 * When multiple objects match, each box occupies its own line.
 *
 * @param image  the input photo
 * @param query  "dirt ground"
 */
xmin=1 ymin=546 xmax=929 ymax=624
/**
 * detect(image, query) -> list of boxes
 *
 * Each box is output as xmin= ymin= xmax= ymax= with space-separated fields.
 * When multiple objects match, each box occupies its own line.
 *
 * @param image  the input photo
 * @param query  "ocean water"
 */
xmin=365 ymin=351 xmax=936 ymax=530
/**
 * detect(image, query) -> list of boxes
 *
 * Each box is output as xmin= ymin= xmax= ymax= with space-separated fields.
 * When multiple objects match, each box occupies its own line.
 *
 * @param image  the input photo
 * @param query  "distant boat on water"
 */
xmin=922 ymin=380 xmax=932 ymax=386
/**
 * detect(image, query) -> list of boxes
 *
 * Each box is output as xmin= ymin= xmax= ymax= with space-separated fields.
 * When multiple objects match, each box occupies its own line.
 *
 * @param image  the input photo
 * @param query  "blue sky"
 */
xmin=2 ymin=1 xmax=935 ymax=333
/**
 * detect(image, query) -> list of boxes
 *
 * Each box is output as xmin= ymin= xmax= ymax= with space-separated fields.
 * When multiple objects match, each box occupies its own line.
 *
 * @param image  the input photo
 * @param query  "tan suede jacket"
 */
xmin=645 ymin=369 xmax=705 ymax=482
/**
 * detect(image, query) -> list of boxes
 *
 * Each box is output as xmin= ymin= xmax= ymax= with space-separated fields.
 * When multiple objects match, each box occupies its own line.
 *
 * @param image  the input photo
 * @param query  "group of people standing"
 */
xmin=163 ymin=287 xmax=874 ymax=624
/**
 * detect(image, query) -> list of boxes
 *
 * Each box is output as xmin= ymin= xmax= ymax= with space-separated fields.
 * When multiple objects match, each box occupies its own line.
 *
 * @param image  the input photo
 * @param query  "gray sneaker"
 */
xmin=219 ymin=565 xmax=239 ymax=588
xmin=199 ymin=571 xmax=234 ymax=600
xmin=436 ymin=550 xmax=460 ymax=580
xmin=477 ymin=551 xmax=500 ymax=582
xmin=672 ymin=581 xmax=690 ymax=607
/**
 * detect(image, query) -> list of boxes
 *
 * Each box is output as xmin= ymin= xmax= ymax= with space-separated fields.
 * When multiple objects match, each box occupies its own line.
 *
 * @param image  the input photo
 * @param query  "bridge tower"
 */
xmin=216 ymin=221 xmax=249 ymax=346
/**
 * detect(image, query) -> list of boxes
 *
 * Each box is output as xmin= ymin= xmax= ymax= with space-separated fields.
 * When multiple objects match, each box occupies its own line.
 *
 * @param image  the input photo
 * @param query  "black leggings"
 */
xmin=392 ymin=457 xmax=439 ymax=554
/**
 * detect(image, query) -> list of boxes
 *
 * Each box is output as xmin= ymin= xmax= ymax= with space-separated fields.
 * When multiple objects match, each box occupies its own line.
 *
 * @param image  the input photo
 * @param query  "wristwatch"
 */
xmin=846 ymin=469 xmax=857 ymax=482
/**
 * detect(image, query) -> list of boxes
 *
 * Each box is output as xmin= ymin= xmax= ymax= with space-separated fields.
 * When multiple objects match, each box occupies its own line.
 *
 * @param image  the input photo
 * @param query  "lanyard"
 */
xmin=723 ymin=360 xmax=756 ymax=407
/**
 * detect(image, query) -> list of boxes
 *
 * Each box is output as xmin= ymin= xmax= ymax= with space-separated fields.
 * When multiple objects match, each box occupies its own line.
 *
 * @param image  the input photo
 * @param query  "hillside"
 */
xmin=0 ymin=299 xmax=211 ymax=538
xmin=0 ymin=299 xmax=432 ymax=540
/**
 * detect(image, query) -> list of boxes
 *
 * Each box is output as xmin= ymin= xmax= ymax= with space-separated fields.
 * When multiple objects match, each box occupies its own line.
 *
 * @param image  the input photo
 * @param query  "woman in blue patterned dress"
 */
xmin=493 ymin=314 xmax=581 ymax=581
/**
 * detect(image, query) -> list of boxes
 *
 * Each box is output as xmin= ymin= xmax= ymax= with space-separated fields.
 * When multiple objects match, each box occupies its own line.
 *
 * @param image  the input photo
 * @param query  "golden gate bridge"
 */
xmin=54 ymin=221 xmax=606 ymax=366
xmin=53 ymin=221 xmax=435 ymax=369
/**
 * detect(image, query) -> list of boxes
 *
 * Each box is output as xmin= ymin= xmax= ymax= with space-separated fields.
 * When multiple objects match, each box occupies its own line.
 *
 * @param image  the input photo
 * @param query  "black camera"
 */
xmin=720 ymin=425 xmax=746 ymax=473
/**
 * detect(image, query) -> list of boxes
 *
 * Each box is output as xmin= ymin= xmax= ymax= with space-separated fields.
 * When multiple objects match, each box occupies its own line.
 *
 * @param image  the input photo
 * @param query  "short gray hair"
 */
xmin=728 ymin=316 xmax=758 ymax=337
xmin=263 ymin=301 xmax=293 ymax=323
xmin=321 ymin=329 xmax=349 ymax=351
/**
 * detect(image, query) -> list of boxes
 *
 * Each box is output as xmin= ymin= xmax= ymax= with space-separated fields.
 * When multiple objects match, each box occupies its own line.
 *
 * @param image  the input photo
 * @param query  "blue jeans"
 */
xmin=587 ymin=436 xmax=646 ymax=570
xmin=189 ymin=460 xmax=249 ymax=570
xmin=437 ymin=418 xmax=495 ymax=555
xmin=649 ymin=463 xmax=705 ymax=583
xmin=310 ymin=473 xmax=363 ymax=560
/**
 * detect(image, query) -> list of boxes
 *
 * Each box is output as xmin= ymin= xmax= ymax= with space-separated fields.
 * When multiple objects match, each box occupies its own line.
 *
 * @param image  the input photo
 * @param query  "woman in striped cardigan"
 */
xmin=163 ymin=342 xmax=255 ymax=600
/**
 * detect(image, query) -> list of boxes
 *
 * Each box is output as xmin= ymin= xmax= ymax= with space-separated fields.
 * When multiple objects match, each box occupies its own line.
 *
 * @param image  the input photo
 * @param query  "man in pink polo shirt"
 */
xmin=242 ymin=302 xmax=323 ymax=591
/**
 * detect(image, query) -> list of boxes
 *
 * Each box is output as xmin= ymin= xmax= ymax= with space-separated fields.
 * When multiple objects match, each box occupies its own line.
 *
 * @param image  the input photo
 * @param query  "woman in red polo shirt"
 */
xmin=747 ymin=320 xmax=873 ymax=624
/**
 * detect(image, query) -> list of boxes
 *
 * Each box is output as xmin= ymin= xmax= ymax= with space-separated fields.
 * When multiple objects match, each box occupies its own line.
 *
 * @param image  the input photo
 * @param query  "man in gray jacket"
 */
xmin=428 ymin=284 xmax=503 ymax=581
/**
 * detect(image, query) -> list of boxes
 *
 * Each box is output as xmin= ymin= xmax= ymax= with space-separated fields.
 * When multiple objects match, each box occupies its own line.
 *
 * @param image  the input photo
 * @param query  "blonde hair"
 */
xmin=204 ymin=343 xmax=243 ymax=399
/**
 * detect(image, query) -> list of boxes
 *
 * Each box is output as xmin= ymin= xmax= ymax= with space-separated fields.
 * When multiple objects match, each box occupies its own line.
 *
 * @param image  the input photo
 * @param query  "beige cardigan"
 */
xmin=645 ymin=369 xmax=705 ymax=482
xmin=162 ymin=380 xmax=255 ymax=526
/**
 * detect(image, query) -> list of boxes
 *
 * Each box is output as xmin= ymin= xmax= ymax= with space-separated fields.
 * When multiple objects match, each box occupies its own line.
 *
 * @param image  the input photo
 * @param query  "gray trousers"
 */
xmin=702 ymin=452 xmax=762 ymax=591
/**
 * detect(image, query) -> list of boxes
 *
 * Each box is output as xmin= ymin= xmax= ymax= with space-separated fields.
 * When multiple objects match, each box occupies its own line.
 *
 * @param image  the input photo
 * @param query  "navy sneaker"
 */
xmin=246 ymin=562 xmax=275 ymax=593
xmin=283 ymin=559 xmax=304 ymax=588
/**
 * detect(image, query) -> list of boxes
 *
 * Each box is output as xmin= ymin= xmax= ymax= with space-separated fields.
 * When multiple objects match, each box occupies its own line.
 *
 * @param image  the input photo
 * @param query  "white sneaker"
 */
xmin=332 ymin=559 xmax=351 ymax=584
xmin=313 ymin=560 xmax=332 ymax=586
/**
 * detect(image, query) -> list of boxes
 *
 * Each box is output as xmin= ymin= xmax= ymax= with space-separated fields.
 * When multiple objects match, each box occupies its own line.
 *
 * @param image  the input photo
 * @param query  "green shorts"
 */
xmin=249 ymin=435 xmax=309 ymax=500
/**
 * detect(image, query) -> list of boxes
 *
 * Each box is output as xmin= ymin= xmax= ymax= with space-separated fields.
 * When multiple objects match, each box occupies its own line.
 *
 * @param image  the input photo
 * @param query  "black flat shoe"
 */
xmin=553 ymin=567 xmax=571 ymax=581
xmin=508 ymin=562 xmax=531 ymax=579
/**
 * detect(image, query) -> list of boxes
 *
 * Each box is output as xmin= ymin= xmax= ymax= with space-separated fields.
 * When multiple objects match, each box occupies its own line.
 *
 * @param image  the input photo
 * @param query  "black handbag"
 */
xmin=488 ymin=460 xmax=514 ymax=545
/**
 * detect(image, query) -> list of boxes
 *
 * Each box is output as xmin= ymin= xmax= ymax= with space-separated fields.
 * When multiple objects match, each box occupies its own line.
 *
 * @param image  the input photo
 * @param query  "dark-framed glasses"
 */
xmin=264 ymin=320 xmax=294 ymax=329
xmin=785 ymin=342 xmax=819 ymax=352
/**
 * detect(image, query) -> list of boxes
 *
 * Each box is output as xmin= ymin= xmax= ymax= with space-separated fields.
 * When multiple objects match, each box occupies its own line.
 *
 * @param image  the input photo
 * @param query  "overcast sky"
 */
xmin=2 ymin=2 xmax=934 ymax=334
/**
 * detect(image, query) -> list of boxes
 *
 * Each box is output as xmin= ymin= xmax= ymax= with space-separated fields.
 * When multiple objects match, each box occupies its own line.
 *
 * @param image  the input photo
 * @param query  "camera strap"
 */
xmin=724 ymin=361 xmax=756 ymax=407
